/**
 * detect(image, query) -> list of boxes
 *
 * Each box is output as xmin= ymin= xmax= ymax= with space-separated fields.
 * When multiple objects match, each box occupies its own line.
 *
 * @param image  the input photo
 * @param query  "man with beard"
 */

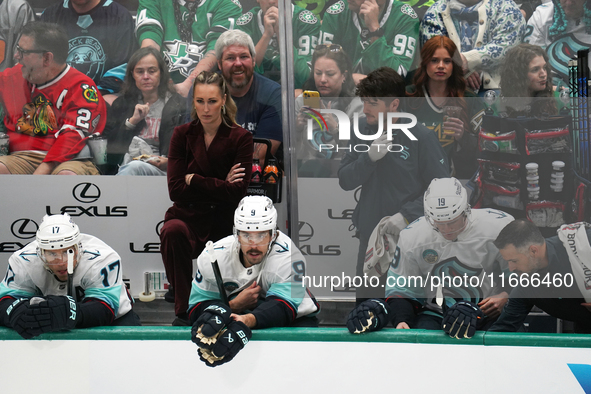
xmin=215 ymin=29 xmax=283 ymax=161
xmin=136 ymin=0 xmax=242 ymax=97
xmin=187 ymin=196 xmax=319 ymax=367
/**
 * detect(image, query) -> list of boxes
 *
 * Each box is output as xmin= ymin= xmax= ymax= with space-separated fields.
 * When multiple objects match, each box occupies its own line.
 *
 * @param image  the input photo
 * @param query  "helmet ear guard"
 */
xmin=424 ymin=177 xmax=471 ymax=232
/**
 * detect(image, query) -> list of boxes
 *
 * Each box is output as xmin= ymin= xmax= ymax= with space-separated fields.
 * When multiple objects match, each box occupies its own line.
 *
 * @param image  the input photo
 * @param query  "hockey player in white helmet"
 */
xmin=0 ymin=214 xmax=139 ymax=339
xmin=188 ymin=196 xmax=320 ymax=367
xmin=347 ymin=178 xmax=514 ymax=339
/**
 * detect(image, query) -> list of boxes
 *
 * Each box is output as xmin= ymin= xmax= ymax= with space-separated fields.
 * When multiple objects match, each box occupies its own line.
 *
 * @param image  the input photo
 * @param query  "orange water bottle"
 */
xmin=263 ymin=158 xmax=279 ymax=184
xmin=251 ymin=158 xmax=262 ymax=183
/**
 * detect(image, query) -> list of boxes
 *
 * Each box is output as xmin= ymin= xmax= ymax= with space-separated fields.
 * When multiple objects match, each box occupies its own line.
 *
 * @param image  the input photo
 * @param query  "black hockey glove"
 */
xmin=198 ymin=320 xmax=252 ymax=367
xmin=26 ymin=295 xmax=81 ymax=334
xmin=346 ymin=299 xmax=391 ymax=334
xmin=192 ymin=303 xmax=232 ymax=349
xmin=442 ymin=300 xmax=483 ymax=339
xmin=5 ymin=298 xmax=43 ymax=339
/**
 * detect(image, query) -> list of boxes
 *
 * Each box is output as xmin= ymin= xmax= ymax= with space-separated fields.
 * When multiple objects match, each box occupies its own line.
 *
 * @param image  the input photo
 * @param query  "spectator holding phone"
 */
xmin=295 ymin=44 xmax=363 ymax=175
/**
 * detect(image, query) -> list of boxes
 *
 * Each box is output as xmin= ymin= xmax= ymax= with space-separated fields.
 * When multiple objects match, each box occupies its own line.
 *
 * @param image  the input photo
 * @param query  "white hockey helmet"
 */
xmin=234 ymin=196 xmax=277 ymax=236
xmin=36 ymin=214 xmax=82 ymax=267
xmin=424 ymin=177 xmax=470 ymax=229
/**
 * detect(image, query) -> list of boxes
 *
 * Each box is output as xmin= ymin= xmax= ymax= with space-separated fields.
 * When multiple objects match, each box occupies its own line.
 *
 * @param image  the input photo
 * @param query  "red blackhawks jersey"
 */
xmin=0 ymin=64 xmax=106 ymax=162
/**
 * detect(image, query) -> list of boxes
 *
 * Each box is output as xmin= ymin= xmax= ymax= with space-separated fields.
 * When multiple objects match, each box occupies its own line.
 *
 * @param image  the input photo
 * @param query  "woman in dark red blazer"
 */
xmin=160 ymin=71 xmax=253 ymax=325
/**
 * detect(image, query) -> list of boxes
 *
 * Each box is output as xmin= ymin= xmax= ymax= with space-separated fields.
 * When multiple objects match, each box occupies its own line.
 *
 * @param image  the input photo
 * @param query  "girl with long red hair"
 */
xmin=407 ymin=35 xmax=484 ymax=179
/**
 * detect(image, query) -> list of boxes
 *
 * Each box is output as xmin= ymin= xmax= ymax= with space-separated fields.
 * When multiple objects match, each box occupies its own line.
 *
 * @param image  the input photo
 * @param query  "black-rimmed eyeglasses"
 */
xmin=15 ymin=44 xmax=47 ymax=57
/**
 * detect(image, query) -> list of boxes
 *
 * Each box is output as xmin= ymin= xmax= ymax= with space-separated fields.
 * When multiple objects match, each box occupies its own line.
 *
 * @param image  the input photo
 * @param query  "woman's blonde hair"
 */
xmin=191 ymin=71 xmax=238 ymax=127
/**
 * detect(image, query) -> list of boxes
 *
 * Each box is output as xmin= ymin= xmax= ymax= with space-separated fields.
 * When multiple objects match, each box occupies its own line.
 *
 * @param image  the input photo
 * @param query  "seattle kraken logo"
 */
xmin=547 ymin=35 xmax=589 ymax=84
xmin=68 ymin=36 xmax=106 ymax=81
xmin=432 ymin=257 xmax=483 ymax=303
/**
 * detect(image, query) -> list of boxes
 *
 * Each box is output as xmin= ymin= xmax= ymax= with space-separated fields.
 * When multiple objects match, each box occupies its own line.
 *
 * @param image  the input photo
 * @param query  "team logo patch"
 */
xmin=327 ymin=0 xmax=345 ymax=14
xmin=399 ymin=146 xmax=410 ymax=160
xmin=422 ymin=249 xmax=439 ymax=264
xmin=224 ymin=282 xmax=239 ymax=292
xmin=16 ymin=95 xmax=57 ymax=137
xmin=400 ymin=4 xmax=418 ymax=19
xmin=67 ymin=36 xmax=106 ymax=81
xmin=81 ymin=84 xmax=99 ymax=103
xmin=164 ymin=39 xmax=207 ymax=78
xmin=299 ymin=10 xmax=319 ymax=24
xmin=237 ymin=12 xmax=253 ymax=26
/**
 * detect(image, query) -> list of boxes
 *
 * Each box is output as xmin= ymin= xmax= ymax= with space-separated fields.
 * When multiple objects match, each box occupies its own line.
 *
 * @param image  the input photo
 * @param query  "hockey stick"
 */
xmin=67 ymin=249 xmax=75 ymax=298
xmin=206 ymin=241 xmax=229 ymax=305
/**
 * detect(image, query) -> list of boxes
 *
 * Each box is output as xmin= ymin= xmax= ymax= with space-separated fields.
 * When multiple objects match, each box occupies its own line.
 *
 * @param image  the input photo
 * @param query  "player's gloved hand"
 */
xmin=381 ymin=213 xmax=407 ymax=242
xmin=442 ymin=300 xmax=483 ymax=339
xmin=368 ymin=134 xmax=390 ymax=162
xmin=26 ymin=295 xmax=80 ymax=334
xmin=346 ymin=299 xmax=391 ymax=334
xmin=192 ymin=303 xmax=232 ymax=348
xmin=5 ymin=298 xmax=43 ymax=339
xmin=198 ymin=320 xmax=252 ymax=367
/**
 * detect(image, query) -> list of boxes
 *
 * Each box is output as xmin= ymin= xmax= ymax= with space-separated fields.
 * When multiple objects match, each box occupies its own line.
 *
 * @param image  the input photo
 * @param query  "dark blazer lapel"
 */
xmin=207 ymin=122 xmax=232 ymax=158
xmin=186 ymin=121 xmax=211 ymax=176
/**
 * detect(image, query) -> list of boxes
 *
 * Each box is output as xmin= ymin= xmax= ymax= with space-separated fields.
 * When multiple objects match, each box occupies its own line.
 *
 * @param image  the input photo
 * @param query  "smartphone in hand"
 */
xmin=303 ymin=90 xmax=321 ymax=109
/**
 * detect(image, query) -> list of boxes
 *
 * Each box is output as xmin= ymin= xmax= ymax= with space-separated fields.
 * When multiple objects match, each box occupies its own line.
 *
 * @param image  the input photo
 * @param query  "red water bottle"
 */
xmin=251 ymin=158 xmax=262 ymax=183
xmin=263 ymin=158 xmax=279 ymax=184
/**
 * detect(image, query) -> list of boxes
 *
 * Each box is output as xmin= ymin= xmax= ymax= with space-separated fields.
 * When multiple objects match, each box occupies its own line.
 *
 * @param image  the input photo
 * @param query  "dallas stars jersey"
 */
xmin=0 ymin=64 xmax=106 ymax=162
xmin=136 ymin=0 xmax=242 ymax=83
xmin=189 ymin=231 xmax=318 ymax=319
xmin=386 ymin=209 xmax=514 ymax=315
xmin=319 ymin=0 xmax=419 ymax=76
xmin=236 ymin=4 xmax=319 ymax=88
xmin=0 ymin=234 xmax=132 ymax=319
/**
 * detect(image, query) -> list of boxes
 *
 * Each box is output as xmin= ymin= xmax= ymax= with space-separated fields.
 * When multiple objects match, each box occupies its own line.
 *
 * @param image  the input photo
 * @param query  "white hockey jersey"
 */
xmin=386 ymin=209 xmax=514 ymax=314
xmin=0 ymin=234 xmax=132 ymax=318
xmin=188 ymin=231 xmax=318 ymax=319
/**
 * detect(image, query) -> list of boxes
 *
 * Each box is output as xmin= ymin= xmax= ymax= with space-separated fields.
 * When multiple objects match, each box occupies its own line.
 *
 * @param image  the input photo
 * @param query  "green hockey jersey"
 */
xmin=319 ymin=0 xmax=419 ymax=77
xmin=136 ymin=0 xmax=242 ymax=82
xmin=237 ymin=4 xmax=319 ymax=88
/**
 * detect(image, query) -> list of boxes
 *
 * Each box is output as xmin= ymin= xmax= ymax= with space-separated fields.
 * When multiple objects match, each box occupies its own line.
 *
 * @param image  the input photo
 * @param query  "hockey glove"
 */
xmin=26 ymin=295 xmax=80 ymax=334
xmin=442 ymin=300 xmax=483 ymax=339
xmin=192 ymin=303 xmax=232 ymax=349
xmin=5 ymin=298 xmax=43 ymax=339
xmin=198 ymin=320 xmax=252 ymax=367
xmin=346 ymin=299 xmax=391 ymax=334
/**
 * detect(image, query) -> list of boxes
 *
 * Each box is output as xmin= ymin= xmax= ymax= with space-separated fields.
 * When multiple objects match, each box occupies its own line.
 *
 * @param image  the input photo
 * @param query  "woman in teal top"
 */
xmin=406 ymin=35 xmax=484 ymax=179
